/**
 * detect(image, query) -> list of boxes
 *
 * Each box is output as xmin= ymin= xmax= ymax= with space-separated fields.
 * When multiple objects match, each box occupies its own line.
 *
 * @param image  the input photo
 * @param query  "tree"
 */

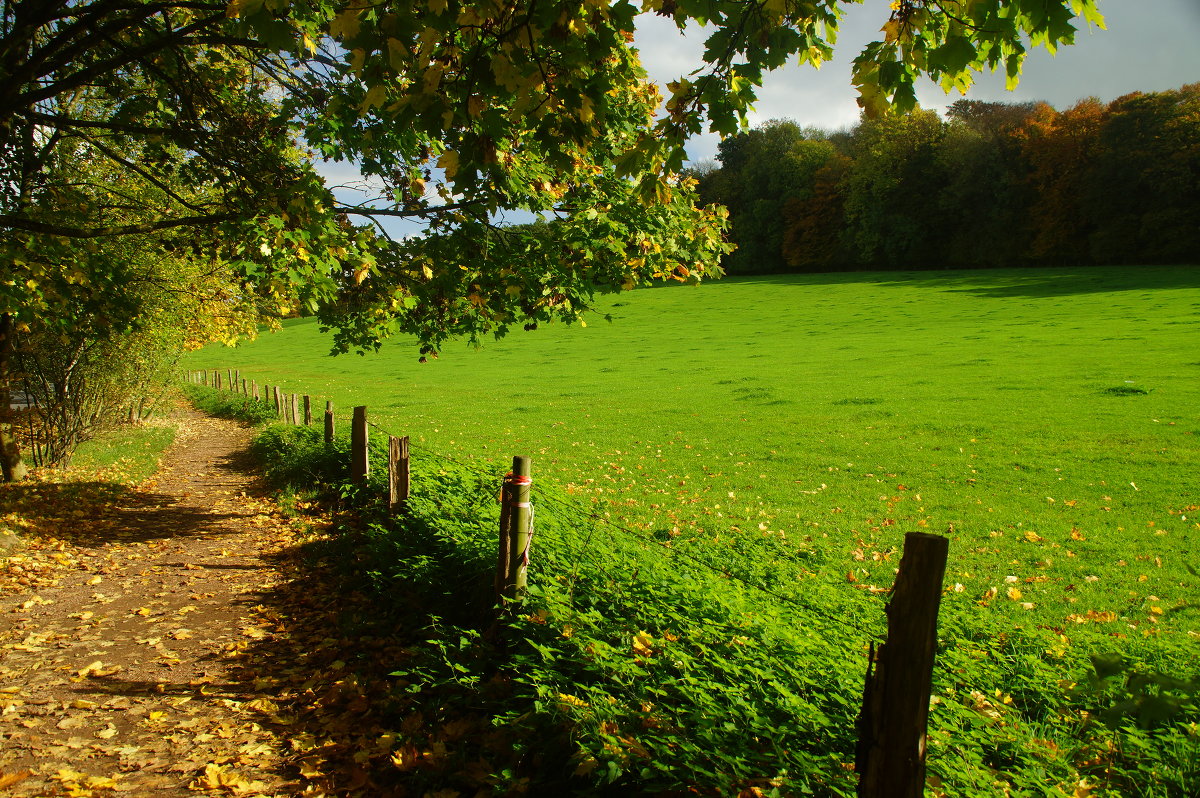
xmin=842 ymin=108 xmax=947 ymax=268
xmin=1013 ymin=98 xmax=1107 ymax=263
xmin=0 ymin=0 xmax=1105 ymax=478
xmin=937 ymin=100 xmax=1041 ymax=268
xmin=1083 ymin=84 xmax=1200 ymax=264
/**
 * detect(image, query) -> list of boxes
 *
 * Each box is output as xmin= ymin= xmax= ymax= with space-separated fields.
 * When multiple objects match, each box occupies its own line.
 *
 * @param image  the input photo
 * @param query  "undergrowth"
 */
xmin=181 ymin=383 xmax=279 ymax=425
xmin=239 ymin=414 xmax=1200 ymax=796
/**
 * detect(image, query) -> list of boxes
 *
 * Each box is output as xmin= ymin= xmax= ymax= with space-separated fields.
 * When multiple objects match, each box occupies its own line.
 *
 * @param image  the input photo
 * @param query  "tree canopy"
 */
xmin=694 ymin=84 xmax=1200 ymax=274
xmin=0 ymin=0 xmax=1104 ymax=472
xmin=2 ymin=0 xmax=1106 ymax=346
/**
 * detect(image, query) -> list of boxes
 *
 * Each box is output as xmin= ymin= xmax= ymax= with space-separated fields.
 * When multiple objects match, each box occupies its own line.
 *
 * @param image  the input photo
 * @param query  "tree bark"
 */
xmin=0 ymin=313 xmax=29 ymax=481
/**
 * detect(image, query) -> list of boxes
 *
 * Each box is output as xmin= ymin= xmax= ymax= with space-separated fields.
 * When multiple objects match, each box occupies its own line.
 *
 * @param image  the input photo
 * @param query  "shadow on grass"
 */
xmin=723 ymin=265 xmax=1200 ymax=298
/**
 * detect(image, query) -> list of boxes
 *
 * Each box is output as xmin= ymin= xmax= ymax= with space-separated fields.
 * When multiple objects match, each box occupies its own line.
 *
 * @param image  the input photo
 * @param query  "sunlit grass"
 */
xmin=189 ymin=266 xmax=1200 ymax=642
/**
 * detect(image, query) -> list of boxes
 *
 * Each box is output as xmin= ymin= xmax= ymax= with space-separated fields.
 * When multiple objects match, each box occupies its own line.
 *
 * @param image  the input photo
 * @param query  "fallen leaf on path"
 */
xmin=0 ymin=770 xmax=32 ymax=789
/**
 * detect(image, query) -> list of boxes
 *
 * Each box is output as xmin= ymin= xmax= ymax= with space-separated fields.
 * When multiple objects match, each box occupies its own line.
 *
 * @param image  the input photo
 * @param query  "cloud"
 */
xmin=635 ymin=0 xmax=1200 ymax=163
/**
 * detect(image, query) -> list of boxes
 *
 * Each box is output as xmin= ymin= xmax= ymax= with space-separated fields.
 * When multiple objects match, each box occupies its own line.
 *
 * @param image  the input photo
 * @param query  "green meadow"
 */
xmin=194 ymin=266 xmax=1200 ymax=607
xmin=190 ymin=265 xmax=1200 ymax=793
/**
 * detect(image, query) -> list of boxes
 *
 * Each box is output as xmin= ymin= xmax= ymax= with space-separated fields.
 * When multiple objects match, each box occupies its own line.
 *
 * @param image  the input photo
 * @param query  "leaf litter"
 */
xmin=0 ymin=409 xmax=440 ymax=797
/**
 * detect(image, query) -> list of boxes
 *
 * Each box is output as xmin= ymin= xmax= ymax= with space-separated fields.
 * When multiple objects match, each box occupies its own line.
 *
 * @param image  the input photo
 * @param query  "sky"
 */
xmin=325 ymin=0 xmax=1200 ymax=236
xmin=633 ymin=0 xmax=1200 ymax=163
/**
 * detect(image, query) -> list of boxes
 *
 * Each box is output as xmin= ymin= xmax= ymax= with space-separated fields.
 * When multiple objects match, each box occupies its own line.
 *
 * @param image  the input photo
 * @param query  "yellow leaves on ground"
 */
xmin=1066 ymin=610 xmax=1118 ymax=624
xmin=188 ymin=763 xmax=267 ymax=796
xmin=50 ymin=768 xmax=121 ymax=795
xmin=73 ymin=661 xmax=121 ymax=680
xmin=0 ymin=770 xmax=32 ymax=789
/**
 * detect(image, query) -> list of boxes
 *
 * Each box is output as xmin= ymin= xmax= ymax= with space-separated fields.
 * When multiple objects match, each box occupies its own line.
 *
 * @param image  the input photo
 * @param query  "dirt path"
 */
xmin=0 ymin=411 xmax=310 ymax=797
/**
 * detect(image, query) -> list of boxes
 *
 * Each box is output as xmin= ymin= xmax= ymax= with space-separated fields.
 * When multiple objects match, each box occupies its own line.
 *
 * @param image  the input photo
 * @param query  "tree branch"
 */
xmin=0 ymin=211 xmax=238 ymax=238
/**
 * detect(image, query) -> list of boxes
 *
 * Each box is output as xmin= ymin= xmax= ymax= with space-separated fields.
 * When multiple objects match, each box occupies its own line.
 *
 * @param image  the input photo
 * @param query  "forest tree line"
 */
xmin=691 ymin=84 xmax=1200 ymax=274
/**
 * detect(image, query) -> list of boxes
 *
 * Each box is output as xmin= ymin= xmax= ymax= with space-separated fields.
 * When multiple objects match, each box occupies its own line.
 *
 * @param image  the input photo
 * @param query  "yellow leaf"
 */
xmin=422 ymin=63 xmax=444 ymax=93
xmin=1006 ymin=587 xmax=1023 ymax=601
xmin=360 ymin=83 xmax=386 ymax=113
xmin=437 ymin=149 xmax=459 ymax=179
xmin=632 ymin=630 xmax=653 ymax=658
xmin=302 ymin=32 xmax=318 ymax=55
xmin=1024 ymin=530 xmax=1044 ymax=543
xmin=329 ymin=8 xmax=361 ymax=39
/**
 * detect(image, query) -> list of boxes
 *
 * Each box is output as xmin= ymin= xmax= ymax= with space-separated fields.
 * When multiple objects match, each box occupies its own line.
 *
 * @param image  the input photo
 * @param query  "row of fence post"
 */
xmin=186 ymin=367 xmax=946 ymax=797
xmin=186 ymin=370 xmax=533 ymax=599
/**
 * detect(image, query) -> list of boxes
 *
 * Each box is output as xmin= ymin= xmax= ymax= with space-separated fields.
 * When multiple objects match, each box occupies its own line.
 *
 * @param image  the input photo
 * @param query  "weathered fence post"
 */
xmin=388 ymin=436 xmax=409 ymax=516
xmin=498 ymin=456 xmax=533 ymax=601
xmin=241 ymin=378 xmax=247 ymax=396
xmin=290 ymin=393 xmax=300 ymax=425
xmin=856 ymin=532 xmax=949 ymax=798
xmin=252 ymin=381 xmax=259 ymax=401
xmin=303 ymin=395 xmax=312 ymax=426
xmin=234 ymin=370 xmax=240 ymax=392
xmin=351 ymin=406 xmax=368 ymax=483
xmin=273 ymin=385 xmax=282 ymax=417
xmin=216 ymin=370 xmax=223 ymax=390
xmin=324 ymin=401 xmax=334 ymax=445
xmin=226 ymin=369 xmax=232 ymax=390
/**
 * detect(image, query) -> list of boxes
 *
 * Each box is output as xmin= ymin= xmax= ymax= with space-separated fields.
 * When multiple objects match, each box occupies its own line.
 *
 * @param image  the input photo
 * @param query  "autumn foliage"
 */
xmin=695 ymin=84 xmax=1200 ymax=273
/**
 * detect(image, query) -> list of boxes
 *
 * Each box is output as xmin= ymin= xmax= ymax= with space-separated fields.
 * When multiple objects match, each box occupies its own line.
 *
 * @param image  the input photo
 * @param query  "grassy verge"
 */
xmin=68 ymin=422 xmax=176 ymax=485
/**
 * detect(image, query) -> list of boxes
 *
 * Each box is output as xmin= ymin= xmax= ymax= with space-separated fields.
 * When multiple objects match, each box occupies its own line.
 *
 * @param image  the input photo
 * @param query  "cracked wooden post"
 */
xmin=252 ymin=381 xmax=259 ymax=401
xmin=324 ymin=400 xmax=334 ymax=445
xmin=351 ymin=406 xmax=368 ymax=483
xmin=387 ymin=435 xmax=409 ymax=516
xmin=303 ymin=395 xmax=312 ymax=426
xmin=857 ymin=532 xmax=949 ymax=798
xmin=272 ymin=385 xmax=282 ymax=418
xmin=290 ymin=393 xmax=300 ymax=426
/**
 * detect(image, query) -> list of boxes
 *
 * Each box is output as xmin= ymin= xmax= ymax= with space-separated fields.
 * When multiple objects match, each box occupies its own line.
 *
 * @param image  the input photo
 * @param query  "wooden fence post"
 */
xmin=324 ymin=401 xmax=334 ymax=445
xmin=216 ymin=370 xmax=222 ymax=390
xmin=303 ymin=395 xmax=312 ymax=426
xmin=234 ymin=370 xmax=240 ymax=392
xmin=241 ymin=378 xmax=247 ymax=395
xmin=290 ymin=393 xmax=300 ymax=425
xmin=226 ymin=369 xmax=232 ymax=390
xmin=273 ymin=385 xmax=282 ymax=417
xmin=252 ymin=381 xmax=259 ymax=401
xmin=499 ymin=456 xmax=533 ymax=601
xmin=388 ymin=435 xmax=409 ymax=515
xmin=351 ymin=406 xmax=368 ymax=483
xmin=856 ymin=532 xmax=949 ymax=798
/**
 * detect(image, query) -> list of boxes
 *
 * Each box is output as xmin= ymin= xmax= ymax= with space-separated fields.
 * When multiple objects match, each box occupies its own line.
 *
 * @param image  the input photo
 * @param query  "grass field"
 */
xmin=189 ymin=265 xmax=1200 ymax=793
xmin=192 ymin=266 xmax=1200 ymax=613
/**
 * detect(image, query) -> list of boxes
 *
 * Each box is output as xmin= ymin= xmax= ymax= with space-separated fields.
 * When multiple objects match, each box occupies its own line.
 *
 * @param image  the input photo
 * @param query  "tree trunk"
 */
xmin=0 ymin=313 xmax=28 ymax=481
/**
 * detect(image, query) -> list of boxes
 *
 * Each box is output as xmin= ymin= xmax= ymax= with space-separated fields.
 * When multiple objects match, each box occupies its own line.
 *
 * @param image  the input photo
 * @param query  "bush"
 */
xmin=182 ymin=384 xmax=280 ymax=426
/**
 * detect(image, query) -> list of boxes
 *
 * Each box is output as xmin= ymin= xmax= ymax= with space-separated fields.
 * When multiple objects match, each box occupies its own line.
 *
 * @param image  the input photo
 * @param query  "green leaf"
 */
xmin=932 ymin=36 xmax=978 ymax=75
